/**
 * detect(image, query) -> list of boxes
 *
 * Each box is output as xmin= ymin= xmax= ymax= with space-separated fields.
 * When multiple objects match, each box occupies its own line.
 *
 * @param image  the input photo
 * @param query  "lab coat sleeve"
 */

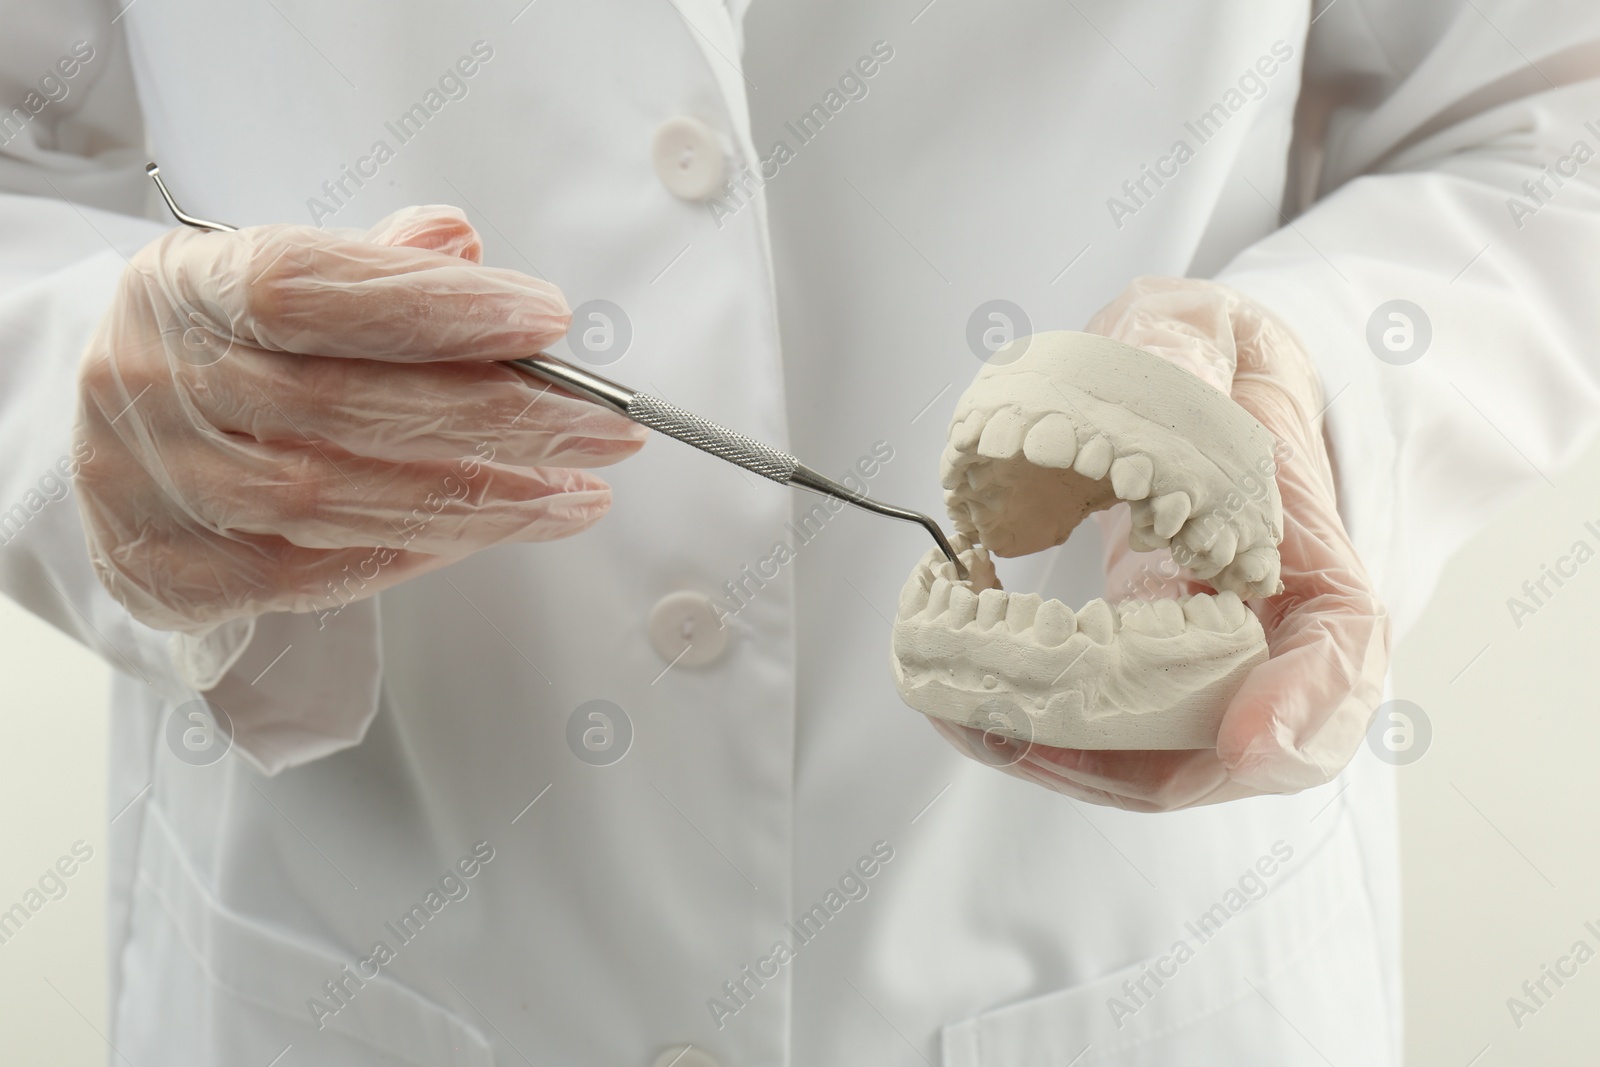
xmin=1214 ymin=2 xmax=1600 ymax=638
xmin=0 ymin=8 xmax=384 ymax=774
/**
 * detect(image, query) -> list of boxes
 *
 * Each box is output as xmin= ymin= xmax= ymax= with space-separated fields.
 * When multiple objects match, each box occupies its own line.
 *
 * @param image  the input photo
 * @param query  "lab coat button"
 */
xmin=651 ymin=1047 xmax=719 ymax=1067
xmin=648 ymin=591 xmax=729 ymax=667
xmin=651 ymin=117 xmax=726 ymax=200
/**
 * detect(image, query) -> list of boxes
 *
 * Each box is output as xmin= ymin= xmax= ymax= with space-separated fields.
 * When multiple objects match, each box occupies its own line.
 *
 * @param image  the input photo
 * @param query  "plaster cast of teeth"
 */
xmin=893 ymin=331 xmax=1283 ymax=750
xmin=892 ymin=541 xmax=1268 ymax=749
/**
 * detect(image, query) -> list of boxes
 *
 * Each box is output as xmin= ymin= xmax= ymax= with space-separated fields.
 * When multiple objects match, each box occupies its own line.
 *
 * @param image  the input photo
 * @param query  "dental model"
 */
xmin=891 ymin=331 xmax=1283 ymax=750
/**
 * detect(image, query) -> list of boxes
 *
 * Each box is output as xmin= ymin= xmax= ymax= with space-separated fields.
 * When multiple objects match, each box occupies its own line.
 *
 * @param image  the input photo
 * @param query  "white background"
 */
xmin=2 ymin=437 xmax=1597 ymax=1065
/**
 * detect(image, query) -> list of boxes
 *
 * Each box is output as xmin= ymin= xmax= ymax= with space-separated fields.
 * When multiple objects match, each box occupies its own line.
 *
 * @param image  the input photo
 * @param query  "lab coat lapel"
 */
xmin=663 ymin=0 xmax=758 ymax=160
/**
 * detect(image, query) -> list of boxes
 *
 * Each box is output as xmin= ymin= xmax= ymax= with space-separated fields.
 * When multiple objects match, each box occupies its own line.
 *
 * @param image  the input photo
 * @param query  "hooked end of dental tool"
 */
xmin=146 ymin=161 xmax=238 ymax=234
xmin=920 ymin=517 xmax=968 ymax=581
xmin=787 ymin=465 xmax=966 ymax=579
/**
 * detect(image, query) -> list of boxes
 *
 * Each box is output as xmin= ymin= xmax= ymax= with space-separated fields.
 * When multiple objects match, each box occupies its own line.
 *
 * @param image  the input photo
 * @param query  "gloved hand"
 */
xmin=74 ymin=206 xmax=646 ymax=637
xmin=932 ymin=277 xmax=1391 ymax=810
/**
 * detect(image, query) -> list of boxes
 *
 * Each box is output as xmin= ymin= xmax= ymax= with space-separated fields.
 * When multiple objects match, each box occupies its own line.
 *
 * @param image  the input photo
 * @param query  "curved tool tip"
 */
xmin=922 ymin=518 xmax=968 ymax=581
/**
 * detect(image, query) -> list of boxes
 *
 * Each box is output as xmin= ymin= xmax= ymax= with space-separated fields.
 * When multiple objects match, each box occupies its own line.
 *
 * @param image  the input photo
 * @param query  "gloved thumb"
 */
xmin=363 ymin=204 xmax=485 ymax=263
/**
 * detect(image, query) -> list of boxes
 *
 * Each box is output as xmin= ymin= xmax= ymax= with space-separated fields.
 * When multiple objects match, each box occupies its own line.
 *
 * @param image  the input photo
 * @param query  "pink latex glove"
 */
xmin=934 ymin=277 xmax=1390 ymax=810
xmin=73 ymin=206 xmax=646 ymax=636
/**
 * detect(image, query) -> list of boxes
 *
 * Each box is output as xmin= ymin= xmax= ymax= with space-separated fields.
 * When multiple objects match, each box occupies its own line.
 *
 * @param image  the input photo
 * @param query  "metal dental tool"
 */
xmin=145 ymin=163 xmax=968 ymax=578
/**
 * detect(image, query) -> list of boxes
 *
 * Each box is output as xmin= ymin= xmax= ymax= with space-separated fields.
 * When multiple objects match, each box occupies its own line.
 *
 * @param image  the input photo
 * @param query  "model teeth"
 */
xmin=938 ymin=331 xmax=1284 ymax=617
xmin=975 ymin=588 xmax=1008 ymax=629
xmin=1177 ymin=520 xmax=1216 ymax=555
xmin=900 ymin=547 xmax=1256 ymax=642
xmin=939 ymin=446 xmax=970 ymax=489
xmin=1028 ymin=600 xmax=1073 ymax=645
xmin=1073 ymin=434 xmax=1114 ymax=479
xmin=1235 ymin=544 xmax=1275 ymax=583
xmin=898 ymin=569 xmax=930 ymax=617
xmin=1213 ymin=590 xmax=1248 ymax=622
xmin=1127 ymin=526 xmax=1169 ymax=552
xmin=1232 ymin=548 xmax=1282 ymax=599
xmin=947 ymin=585 xmax=979 ymax=626
xmin=894 ymin=534 xmax=1269 ymax=749
xmin=1181 ymin=594 xmax=1227 ymax=631
xmin=1116 ymin=600 xmax=1149 ymax=626
xmin=1110 ymin=454 xmax=1154 ymax=500
xmin=1152 ymin=492 xmax=1191 ymax=539
xmin=1075 ymin=599 xmax=1117 ymax=644
xmin=905 ymin=548 xmax=1252 ymax=642
xmin=950 ymin=410 xmax=985 ymax=452
xmin=1171 ymin=519 xmax=1237 ymax=580
xmin=1206 ymin=526 xmax=1238 ymax=568
xmin=976 ymin=406 xmax=1029 ymax=459
xmin=1120 ymin=599 xmax=1189 ymax=636
xmin=1022 ymin=413 xmax=1077 ymax=468
xmin=1005 ymin=591 xmax=1042 ymax=632
xmin=943 ymin=412 xmax=1264 ymax=606
xmin=900 ymin=332 xmax=1283 ymax=750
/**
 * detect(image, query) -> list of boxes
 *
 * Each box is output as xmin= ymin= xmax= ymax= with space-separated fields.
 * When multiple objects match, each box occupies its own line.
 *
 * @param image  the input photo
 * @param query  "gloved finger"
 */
xmin=164 ymin=438 xmax=616 ymax=552
xmin=1005 ymin=752 xmax=1143 ymax=808
xmin=78 ymin=436 xmax=581 ymax=633
xmin=1219 ymin=611 xmax=1388 ymax=792
xmin=1063 ymin=277 xmax=1390 ymax=803
xmin=96 ymin=524 xmax=462 ymax=633
xmin=925 ymin=716 xmax=1187 ymax=811
xmin=1009 ymin=740 xmax=1264 ymax=810
xmin=1011 ymin=757 xmax=1188 ymax=812
xmin=363 ymin=204 xmax=485 ymax=263
xmin=180 ymin=346 xmax=646 ymax=468
xmin=1216 ymin=375 xmax=1389 ymax=792
xmin=81 ymin=419 xmax=616 ymax=556
xmin=146 ymin=223 xmax=568 ymax=362
xmin=926 ymin=714 xmax=1170 ymax=810
xmin=1017 ymin=745 xmax=1230 ymax=811
xmin=270 ymin=541 xmax=459 ymax=615
xmin=1216 ymin=487 xmax=1389 ymax=790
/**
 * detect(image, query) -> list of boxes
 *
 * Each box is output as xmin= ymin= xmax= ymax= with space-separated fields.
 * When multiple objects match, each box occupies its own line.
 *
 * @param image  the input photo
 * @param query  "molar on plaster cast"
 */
xmin=894 ymin=331 xmax=1283 ymax=750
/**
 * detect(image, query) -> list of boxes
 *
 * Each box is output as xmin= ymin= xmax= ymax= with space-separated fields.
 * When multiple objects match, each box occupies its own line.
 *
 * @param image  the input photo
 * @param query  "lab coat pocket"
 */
xmin=116 ymin=803 xmax=495 ymax=1067
xmin=940 ymin=807 xmax=1393 ymax=1066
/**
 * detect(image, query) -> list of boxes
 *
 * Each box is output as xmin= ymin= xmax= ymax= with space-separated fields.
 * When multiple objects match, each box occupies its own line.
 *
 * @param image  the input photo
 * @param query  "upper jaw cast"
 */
xmin=940 ymin=331 xmax=1283 ymax=601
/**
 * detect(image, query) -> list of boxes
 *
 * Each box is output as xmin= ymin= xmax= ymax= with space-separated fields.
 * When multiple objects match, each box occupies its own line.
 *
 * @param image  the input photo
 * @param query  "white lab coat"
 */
xmin=4 ymin=1 xmax=1599 ymax=1063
